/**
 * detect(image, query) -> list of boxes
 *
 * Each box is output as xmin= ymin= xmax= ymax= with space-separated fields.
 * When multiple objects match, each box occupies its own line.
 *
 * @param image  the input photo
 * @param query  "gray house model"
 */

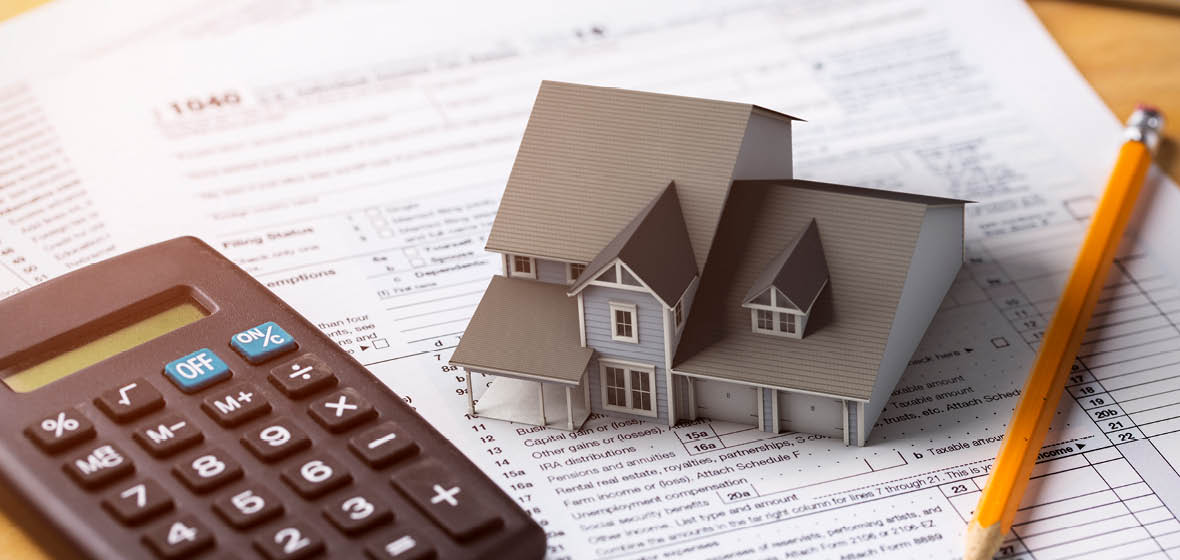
xmin=449 ymin=81 xmax=966 ymax=446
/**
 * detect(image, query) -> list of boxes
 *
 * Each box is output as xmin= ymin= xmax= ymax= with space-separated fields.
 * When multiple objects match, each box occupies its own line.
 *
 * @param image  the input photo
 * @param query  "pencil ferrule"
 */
xmin=1124 ymin=106 xmax=1165 ymax=153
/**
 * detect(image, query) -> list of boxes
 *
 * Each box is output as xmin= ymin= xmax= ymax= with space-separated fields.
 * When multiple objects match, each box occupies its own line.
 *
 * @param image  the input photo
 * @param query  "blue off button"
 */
xmin=164 ymin=348 xmax=231 ymax=393
xmin=230 ymin=321 xmax=297 ymax=364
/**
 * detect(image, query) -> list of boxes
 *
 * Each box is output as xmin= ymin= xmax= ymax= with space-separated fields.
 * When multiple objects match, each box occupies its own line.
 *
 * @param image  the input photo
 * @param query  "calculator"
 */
xmin=0 ymin=237 xmax=545 ymax=559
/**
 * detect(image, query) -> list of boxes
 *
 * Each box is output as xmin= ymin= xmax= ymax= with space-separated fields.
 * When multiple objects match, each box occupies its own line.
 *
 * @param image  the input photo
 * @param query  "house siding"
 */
xmin=536 ymin=258 xmax=567 ymax=284
xmin=583 ymin=285 xmax=668 ymax=423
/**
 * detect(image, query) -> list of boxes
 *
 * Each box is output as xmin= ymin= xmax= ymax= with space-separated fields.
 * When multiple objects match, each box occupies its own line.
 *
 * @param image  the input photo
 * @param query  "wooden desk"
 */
xmin=0 ymin=2 xmax=1176 ymax=558
xmin=1030 ymin=0 xmax=1180 ymax=183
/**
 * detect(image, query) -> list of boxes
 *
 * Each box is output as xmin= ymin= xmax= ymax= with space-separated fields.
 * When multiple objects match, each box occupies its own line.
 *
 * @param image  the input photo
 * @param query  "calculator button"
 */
xmin=200 ymin=383 xmax=271 ymax=427
xmin=212 ymin=485 xmax=284 ymax=529
xmin=142 ymin=514 xmax=215 ymax=559
xmin=230 ymin=321 xmax=297 ymax=365
xmin=241 ymin=419 xmax=311 ymax=463
xmin=133 ymin=414 xmax=203 ymax=458
xmin=349 ymin=421 xmax=417 ymax=468
xmin=25 ymin=407 xmax=94 ymax=454
xmin=254 ymin=521 xmax=324 ymax=560
xmin=173 ymin=448 xmax=242 ymax=494
xmin=392 ymin=459 xmax=502 ymax=541
xmin=281 ymin=455 xmax=352 ymax=499
xmin=365 ymin=530 xmax=433 ymax=560
xmin=64 ymin=442 xmax=134 ymax=489
xmin=102 ymin=479 xmax=173 ymax=526
xmin=94 ymin=379 xmax=165 ymax=423
xmin=323 ymin=491 xmax=392 ymax=535
xmin=269 ymin=354 xmax=337 ymax=398
xmin=164 ymin=348 xmax=231 ymax=393
xmin=308 ymin=387 xmax=376 ymax=433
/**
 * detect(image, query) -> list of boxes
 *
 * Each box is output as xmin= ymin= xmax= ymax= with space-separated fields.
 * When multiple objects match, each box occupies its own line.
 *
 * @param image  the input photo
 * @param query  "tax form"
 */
xmin=5 ymin=1 xmax=1180 ymax=558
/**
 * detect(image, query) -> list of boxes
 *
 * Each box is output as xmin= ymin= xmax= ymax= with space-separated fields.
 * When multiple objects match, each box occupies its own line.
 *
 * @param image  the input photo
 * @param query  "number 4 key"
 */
xmin=142 ymin=514 xmax=214 ymax=559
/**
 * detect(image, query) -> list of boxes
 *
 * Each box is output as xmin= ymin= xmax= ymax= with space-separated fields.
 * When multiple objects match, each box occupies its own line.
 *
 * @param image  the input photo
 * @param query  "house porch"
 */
xmin=449 ymin=275 xmax=596 ymax=431
xmin=466 ymin=372 xmax=591 ymax=431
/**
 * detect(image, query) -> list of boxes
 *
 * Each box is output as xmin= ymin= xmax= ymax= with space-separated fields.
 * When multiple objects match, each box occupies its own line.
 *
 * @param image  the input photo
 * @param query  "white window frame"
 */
xmin=509 ymin=254 xmax=536 ymax=279
xmin=567 ymin=262 xmax=587 ymax=284
xmin=599 ymin=360 xmax=657 ymax=417
xmin=609 ymin=302 xmax=639 ymax=343
xmin=746 ymin=287 xmax=807 ymax=339
xmin=587 ymin=260 xmax=648 ymax=293
xmin=673 ymin=299 xmax=684 ymax=329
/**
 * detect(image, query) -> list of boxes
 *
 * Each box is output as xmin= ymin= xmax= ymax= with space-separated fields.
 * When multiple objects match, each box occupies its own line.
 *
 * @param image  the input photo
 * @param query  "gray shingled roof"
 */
xmin=673 ymin=180 xmax=966 ymax=401
xmin=742 ymin=218 xmax=828 ymax=312
xmin=568 ymin=182 xmax=698 ymax=307
xmin=450 ymin=276 xmax=594 ymax=384
xmin=485 ymin=80 xmax=800 ymax=270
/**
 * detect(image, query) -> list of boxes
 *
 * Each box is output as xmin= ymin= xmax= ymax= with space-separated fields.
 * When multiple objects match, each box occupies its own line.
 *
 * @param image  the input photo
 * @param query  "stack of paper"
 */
xmin=4 ymin=1 xmax=1180 ymax=557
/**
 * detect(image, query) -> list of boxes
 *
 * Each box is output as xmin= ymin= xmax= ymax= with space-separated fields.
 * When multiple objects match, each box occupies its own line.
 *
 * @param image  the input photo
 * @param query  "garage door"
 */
xmin=694 ymin=378 xmax=758 ymax=425
xmin=778 ymin=390 xmax=843 ymax=438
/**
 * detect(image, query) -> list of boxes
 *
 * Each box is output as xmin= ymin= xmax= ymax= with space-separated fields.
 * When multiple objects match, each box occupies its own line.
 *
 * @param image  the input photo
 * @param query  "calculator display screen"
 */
xmin=4 ymin=302 xmax=208 ymax=393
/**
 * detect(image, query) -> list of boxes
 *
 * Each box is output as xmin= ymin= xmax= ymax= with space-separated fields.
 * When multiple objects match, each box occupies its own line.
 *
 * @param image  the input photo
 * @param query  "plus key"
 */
xmin=391 ymin=459 xmax=501 ymax=541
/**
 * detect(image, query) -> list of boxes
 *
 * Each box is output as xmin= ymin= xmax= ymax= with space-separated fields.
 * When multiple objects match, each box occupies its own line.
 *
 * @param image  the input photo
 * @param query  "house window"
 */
xmin=599 ymin=361 xmax=656 ymax=416
xmin=610 ymin=302 xmax=637 ymax=343
xmin=510 ymin=255 xmax=535 ymax=278
xmin=756 ymin=309 xmax=774 ymax=330
xmin=779 ymin=312 xmax=796 ymax=334
xmin=604 ymin=366 xmax=627 ymax=407
xmin=745 ymin=287 xmax=808 ymax=339
xmin=568 ymin=263 xmax=586 ymax=283
xmin=631 ymin=370 xmax=652 ymax=411
xmin=674 ymin=300 xmax=684 ymax=327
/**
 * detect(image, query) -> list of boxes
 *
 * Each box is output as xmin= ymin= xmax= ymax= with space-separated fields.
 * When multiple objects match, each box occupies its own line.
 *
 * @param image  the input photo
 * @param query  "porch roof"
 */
xmin=450 ymin=275 xmax=594 ymax=385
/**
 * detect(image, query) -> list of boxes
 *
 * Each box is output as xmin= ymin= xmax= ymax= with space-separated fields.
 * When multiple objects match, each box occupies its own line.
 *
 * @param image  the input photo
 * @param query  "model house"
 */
xmin=449 ymin=81 xmax=966 ymax=446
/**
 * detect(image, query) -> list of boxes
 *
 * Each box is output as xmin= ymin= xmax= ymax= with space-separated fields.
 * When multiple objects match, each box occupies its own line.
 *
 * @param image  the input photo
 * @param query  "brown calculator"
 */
xmin=0 ymin=237 xmax=545 ymax=559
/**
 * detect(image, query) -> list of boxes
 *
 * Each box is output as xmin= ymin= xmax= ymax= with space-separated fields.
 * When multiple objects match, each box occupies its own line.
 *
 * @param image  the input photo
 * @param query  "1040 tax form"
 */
xmin=4 ymin=1 xmax=1180 ymax=558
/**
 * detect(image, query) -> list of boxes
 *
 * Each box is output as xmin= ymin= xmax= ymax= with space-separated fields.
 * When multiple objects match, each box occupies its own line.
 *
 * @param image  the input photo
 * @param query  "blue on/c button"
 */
xmin=230 ymin=321 xmax=297 ymax=364
xmin=164 ymin=348 xmax=231 ymax=393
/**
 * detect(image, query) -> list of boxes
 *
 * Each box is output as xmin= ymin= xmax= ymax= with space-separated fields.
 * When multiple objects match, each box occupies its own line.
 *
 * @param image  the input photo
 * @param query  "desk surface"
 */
xmin=0 ymin=2 xmax=1177 ymax=558
xmin=1030 ymin=0 xmax=1180 ymax=183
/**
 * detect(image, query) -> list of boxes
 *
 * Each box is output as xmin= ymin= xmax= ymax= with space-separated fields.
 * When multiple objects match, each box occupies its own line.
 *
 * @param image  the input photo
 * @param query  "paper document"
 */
xmin=4 ymin=1 xmax=1180 ymax=558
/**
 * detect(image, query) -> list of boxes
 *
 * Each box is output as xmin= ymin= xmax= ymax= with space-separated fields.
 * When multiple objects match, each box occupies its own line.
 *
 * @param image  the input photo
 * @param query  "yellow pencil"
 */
xmin=964 ymin=106 xmax=1165 ymax=560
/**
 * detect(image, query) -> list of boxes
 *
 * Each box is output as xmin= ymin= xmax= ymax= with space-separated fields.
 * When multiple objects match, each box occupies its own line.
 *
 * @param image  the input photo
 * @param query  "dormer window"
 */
xmin=741 ymin=218 xmax=829 ymax=340
xmin=745 ymin=288 xmax=808 ymax=339
xmin=779 ymin=312 xmax=796 ymax=334
xmin=510 ymin=255 xmax=535 ymax=279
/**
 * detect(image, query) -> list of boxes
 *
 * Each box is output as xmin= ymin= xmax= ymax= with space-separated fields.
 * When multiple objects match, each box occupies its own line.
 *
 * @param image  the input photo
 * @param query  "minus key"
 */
xmin=348 ymin=421 xmax=417 ymax=468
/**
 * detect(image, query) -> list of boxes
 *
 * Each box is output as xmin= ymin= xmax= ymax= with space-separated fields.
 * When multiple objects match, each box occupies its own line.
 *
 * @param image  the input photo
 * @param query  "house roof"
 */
xmin=568 ymin=182 xmax=698 ymax=307
xmin=450 ymin=276 xmax=594 ymax=385
xmin=673 ymin=179 xmax=966 ymax=401
xmin=485 ymin=80 xmax=801 ymax=270
xmin=742 ymin=218 xmax=828 ymax=312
